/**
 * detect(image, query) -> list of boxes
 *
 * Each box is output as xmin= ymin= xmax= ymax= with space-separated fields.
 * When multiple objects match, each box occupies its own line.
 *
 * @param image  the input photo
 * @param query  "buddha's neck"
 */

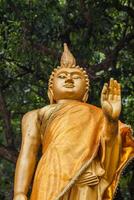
xmin=57 ymin=99 xmax=81 ymax=104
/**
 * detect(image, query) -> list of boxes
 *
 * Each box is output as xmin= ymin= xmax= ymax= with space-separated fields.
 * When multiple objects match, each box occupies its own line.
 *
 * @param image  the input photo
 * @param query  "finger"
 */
xmin=114 ymin=80 xmax=118 ymax=93
xmin=109 ymin=78 xmax=114 ymax=100
xmin=102 ymin=83 xmax=108 ymax=94
xmin=79 ymin=172 xmax=97 ymax=180
xmin=78 ymin=179 xmax=99 ymax=185
xmin=79 ymin=174 xmax=98 ymax=180
xmin=109 ymin=78 xmax=114 ymax=93
xmin=117 ymin=83 xmax=121 ymax=95
xmin=78 ymin=178 xmax=98 ymax=184
xmin=113 ymin=80 xmax=118 ymax=100
xmin=80 ymin=172 xmax=92 ymax=177
xmin=101 ymin=83 xmax=108 ymax=102
xmin=117 ymin=83 xmax=121 ymax=100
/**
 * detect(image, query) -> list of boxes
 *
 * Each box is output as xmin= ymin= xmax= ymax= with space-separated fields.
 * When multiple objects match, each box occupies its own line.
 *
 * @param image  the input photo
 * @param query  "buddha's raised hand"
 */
xmin=101 ymin=78 xmax=121 ymax=121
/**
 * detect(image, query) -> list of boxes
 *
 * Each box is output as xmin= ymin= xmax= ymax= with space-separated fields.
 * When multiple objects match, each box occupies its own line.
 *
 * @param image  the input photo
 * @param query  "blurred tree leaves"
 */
xmin=0 ymin=0 xmax=134 ymax=199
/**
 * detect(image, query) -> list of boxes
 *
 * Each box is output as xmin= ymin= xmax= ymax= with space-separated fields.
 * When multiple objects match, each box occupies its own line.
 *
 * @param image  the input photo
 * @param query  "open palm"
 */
xmin=101 ymin=78 xmax=121 ymax=121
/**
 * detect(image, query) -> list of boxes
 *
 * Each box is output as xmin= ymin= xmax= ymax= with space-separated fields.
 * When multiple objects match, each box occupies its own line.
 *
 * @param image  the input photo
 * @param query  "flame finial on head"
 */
xmin=60 ymin=43 xmax=76 ymax=68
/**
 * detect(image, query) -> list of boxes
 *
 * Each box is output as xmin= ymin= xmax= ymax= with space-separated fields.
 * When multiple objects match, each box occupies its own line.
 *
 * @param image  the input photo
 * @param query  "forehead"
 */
xmin=55 ymin=67 xmax=84 ymax=75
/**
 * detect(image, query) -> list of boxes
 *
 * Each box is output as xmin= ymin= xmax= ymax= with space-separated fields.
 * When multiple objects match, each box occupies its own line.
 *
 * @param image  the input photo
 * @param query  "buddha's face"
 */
xmin=52 ymin=67 xmax=87 ymax=102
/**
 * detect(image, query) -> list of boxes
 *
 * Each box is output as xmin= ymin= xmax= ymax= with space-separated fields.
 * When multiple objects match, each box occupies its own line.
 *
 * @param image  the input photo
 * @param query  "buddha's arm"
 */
xmin=100 ymin=79 xmax=122 ymax=179
xmin=103 ymin=117 xmax=118 ymax=141
xmin=14 ymin=110 xmax=41 ymax=200
xmin=101 ymin=78 xmax=121 ymax=141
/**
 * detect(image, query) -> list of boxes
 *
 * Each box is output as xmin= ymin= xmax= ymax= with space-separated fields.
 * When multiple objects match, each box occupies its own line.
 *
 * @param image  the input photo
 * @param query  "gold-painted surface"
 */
xmin=60 ymin=43 xmax=76 ymax=68
xmin=13 ymin=44 xmax=134 ymax=200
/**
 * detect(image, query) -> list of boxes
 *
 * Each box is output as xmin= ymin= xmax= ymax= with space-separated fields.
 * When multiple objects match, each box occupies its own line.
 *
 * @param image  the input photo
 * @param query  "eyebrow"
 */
xmin=57 ymin=71 xmax=82 ymax=75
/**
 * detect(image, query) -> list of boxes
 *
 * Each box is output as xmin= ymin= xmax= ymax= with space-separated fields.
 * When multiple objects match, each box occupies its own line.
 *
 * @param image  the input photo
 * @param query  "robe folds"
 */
xmin=30 ymin=101 xmax=134 ymax=200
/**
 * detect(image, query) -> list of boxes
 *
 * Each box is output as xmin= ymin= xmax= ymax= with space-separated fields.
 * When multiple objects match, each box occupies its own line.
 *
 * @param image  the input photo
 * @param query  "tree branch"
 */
xmin=93 ymin=32 xmax=134 ymax=70
xmin=103 ymin=2 xmax=134 ymax=19
xmin=0 ymin=56 xmax=34 ymax=90
xmin=1 ymin=71 xmax=32 ymax=91
xmin=79 ymin=0 xmax=92 ymax=26
xmin=0 ymin=56 xmax=34 ymax=73
xmin=115 ymin=3 xmax=134 ymax=19
xmin=32 ymin=43 xmax=59 ymax=58
xmin=0 ymin=90 xmax=14 ymax=147
xmin=0 ymin=144 xmax=18 ymax=164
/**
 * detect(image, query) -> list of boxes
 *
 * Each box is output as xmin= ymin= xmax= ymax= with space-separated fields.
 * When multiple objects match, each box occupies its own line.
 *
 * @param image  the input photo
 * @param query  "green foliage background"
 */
xmin=0 ymin=0 xmax=134 ymax=199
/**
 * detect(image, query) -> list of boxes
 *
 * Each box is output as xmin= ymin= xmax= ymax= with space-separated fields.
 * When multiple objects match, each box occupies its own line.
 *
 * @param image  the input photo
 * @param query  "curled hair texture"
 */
xmin=47 ymin=43 xmax=90 ymax=103
xmin=48 ymin=66 xmax=90 ymax=92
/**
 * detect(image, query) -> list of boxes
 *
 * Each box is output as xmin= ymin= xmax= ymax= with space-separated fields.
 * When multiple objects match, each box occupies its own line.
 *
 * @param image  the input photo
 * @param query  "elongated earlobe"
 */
xmin=82 ymin=90 xmax=89 ymax=102
xmin=47 ymin=89 xmax=55 ymax=104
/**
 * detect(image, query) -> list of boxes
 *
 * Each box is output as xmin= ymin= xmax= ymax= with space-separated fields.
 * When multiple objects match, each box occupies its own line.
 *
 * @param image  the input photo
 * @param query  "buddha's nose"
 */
xmin=65 ymin=75 xmax=74 ymax=83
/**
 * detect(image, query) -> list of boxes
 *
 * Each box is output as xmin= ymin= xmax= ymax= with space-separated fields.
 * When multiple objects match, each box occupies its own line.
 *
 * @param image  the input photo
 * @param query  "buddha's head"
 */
xmin=48 ymin=43 xmax=90 ymax=104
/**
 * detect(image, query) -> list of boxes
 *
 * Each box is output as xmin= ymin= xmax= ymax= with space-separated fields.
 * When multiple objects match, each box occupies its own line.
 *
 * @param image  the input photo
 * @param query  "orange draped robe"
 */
xmin=30 ymin=102 xmax=134 ymax=200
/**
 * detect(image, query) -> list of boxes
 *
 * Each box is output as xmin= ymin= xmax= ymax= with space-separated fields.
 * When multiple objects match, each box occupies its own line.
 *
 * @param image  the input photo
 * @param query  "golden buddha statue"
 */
xmin=13 ymin=44 xmax=134 ymax=200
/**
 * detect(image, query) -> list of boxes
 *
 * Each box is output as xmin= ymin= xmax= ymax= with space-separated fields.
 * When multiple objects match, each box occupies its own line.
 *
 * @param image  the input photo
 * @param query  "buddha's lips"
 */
xmin=64 ymin=83 xmax=74 ymax=88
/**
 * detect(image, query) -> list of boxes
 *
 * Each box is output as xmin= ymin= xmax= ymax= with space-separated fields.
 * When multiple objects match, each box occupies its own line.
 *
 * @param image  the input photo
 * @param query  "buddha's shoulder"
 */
xmin=39 ymin=104 xmax=58 ymax=118
xmin=23 ymin=104 xmax=58 ymax=122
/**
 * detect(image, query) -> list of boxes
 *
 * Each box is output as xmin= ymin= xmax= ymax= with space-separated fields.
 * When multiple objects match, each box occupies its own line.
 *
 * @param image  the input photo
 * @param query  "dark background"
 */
xmin=0 ymin=0 xmax=134 ymax=199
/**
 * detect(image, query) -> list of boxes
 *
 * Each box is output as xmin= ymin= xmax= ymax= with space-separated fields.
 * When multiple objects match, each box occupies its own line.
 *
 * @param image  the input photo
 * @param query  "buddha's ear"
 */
xmin=82 ymin=90 xmax=89 ymax=103
xmin=47 ymin=88 xmax=55 ymax=104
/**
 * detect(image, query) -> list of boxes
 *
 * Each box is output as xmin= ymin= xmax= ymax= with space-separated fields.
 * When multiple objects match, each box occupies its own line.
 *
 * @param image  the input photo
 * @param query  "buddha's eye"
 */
xmin=58 ymin=74 xmax=66 ymax=79
xmin=72 ymin=74 xmax=81 ymax=79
